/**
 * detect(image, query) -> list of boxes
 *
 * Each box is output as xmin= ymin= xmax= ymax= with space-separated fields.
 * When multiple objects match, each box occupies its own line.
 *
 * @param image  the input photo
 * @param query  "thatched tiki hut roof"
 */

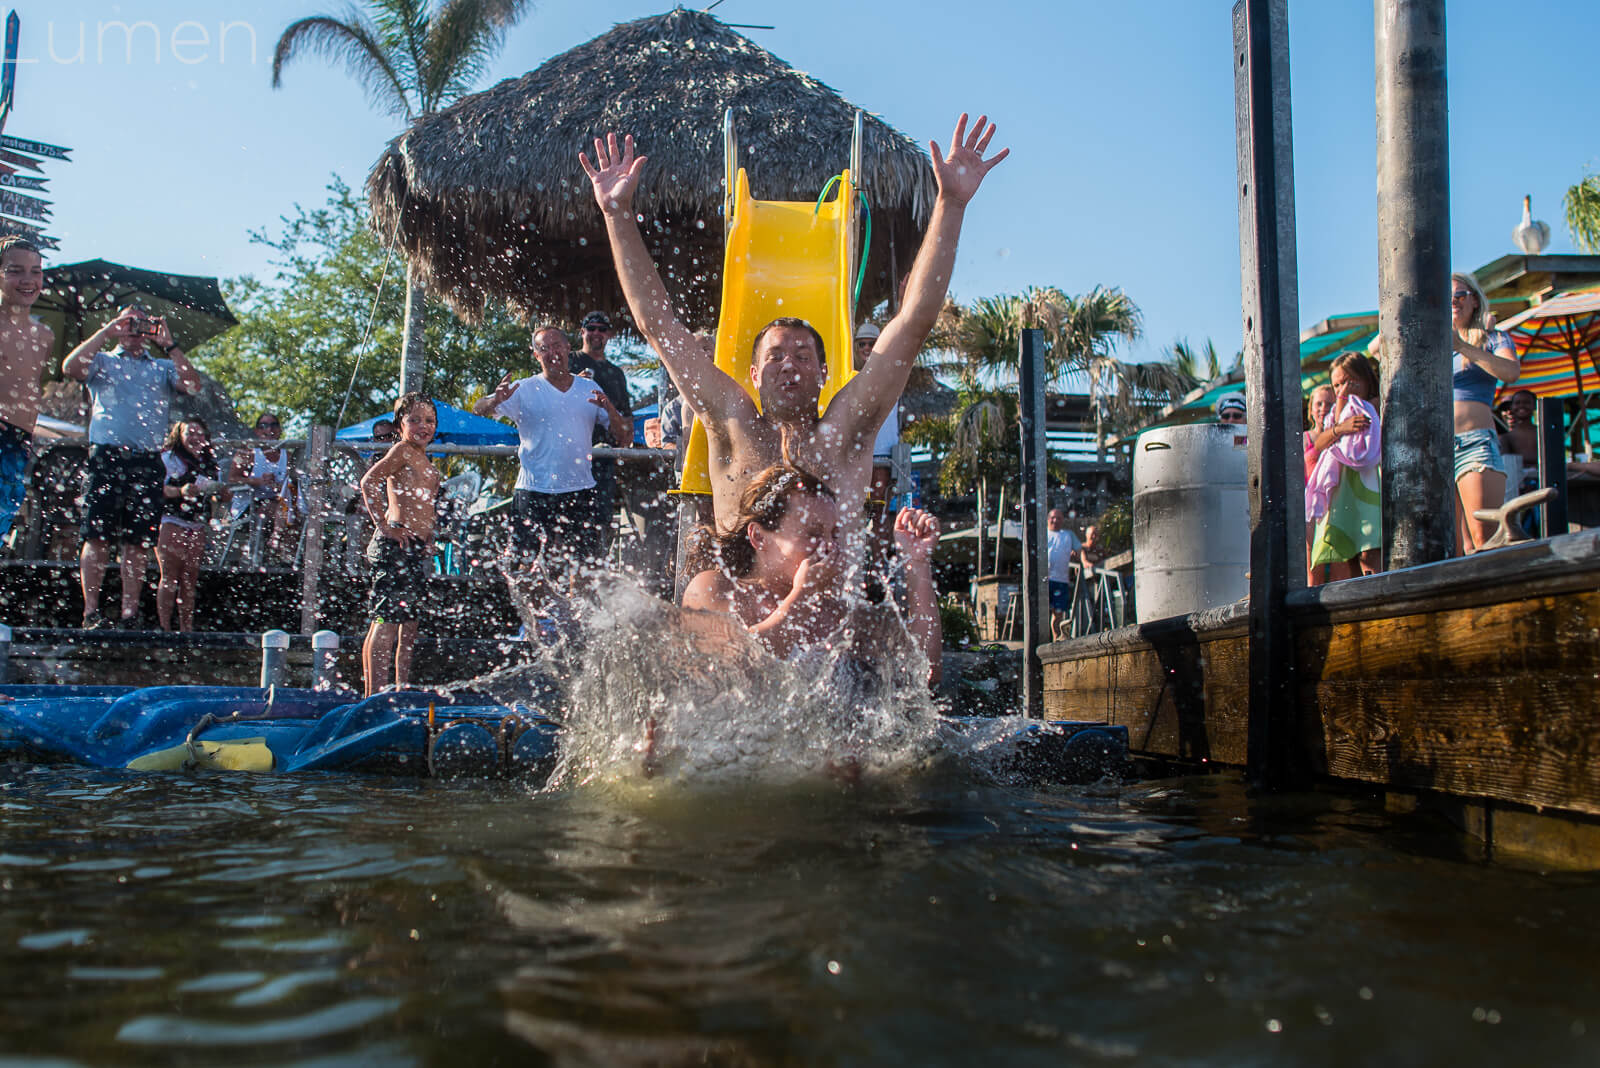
xmin=367 ymin=8 xmax=937 ymax=330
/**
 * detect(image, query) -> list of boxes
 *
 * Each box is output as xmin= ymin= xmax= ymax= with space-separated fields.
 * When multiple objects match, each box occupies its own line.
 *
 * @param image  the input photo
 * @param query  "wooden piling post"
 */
xmin=1538 ymin=396 xmax=1570 ymax=536
xmin=1019 ymin=328 xmax=1049 ymax=718
xmin=298 ymin=425 xmax=332 ymax=636
xmin=1234 ymin=0 xmax=1303 ymax=788
xmin=1375 ymin=0 xmax=1454 ymax=568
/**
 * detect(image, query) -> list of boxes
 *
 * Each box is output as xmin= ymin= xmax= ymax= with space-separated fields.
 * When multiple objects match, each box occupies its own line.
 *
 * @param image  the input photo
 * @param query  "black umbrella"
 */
xmin=36 ymin=258 xmax=238 ymax=363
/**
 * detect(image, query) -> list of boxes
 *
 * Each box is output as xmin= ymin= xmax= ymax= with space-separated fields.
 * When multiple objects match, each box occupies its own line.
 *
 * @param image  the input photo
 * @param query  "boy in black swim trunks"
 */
xmin=359 ymin=393 xmax=442 ymax=696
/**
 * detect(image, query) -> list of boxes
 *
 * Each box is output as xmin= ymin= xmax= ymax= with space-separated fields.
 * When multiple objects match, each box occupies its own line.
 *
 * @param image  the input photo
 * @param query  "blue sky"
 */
xmin=13 ymin=0 xmax=1600 ymax=367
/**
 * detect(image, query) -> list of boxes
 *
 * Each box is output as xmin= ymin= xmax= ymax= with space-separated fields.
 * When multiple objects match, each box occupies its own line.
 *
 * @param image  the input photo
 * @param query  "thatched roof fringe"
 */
xmin=367 ymin=8 xmax=936 ymax=328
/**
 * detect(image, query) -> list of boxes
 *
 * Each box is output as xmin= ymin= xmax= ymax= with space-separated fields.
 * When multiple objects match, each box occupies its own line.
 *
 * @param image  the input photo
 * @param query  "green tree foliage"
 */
xmin=272 ymin=0 xmax=536 ymax=387
xmin=928 ymin=284 xmax=1190 ymax=446
xmin=272 ymin=0 xmax=533 ymax=122
xmin=1565 ymin=173 xmax=1600 ymax=254
xmin=191 ymin=178 xmax=530 ymax=426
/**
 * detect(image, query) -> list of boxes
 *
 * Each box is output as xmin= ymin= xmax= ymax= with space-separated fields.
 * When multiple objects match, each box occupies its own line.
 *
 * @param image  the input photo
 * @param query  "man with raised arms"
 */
xmin=580 ymin=114 xmax=1007 ymax=554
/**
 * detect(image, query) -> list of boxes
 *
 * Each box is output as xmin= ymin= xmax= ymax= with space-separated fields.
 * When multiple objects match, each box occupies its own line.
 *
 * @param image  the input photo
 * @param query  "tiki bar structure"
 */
xmin=1035 ymin=0 xmax=1600 ymax=868
xmin=367 ymin=7 xmax=936 ymax=332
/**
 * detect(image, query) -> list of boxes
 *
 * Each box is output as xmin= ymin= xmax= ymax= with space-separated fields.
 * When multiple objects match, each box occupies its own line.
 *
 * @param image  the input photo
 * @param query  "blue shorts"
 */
xmin=0 ymin=419 xmax=29 ymax=541
xmin=1049 ymin=580 xmax=1073 ymax=611
xmin=1454 ymin=427 xmax=1504 ymax=482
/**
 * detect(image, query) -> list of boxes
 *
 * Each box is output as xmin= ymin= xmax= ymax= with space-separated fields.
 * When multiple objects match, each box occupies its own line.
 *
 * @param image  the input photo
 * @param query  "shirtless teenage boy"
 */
xmin=581 ymin=114 xmax=1007 ymax=558
xmin=0 ymin=236 xmax=54 ymax=545
xmin=359 ymin=393 xmax=442 ymax=695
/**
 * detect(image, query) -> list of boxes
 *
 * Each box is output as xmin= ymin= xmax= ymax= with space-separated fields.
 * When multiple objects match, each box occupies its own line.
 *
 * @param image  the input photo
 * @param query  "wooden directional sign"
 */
xmin=0 ymin=172 xmax=42 ymax=191
xmin=0 ymin=148 xmax=40 ymax=172
xmin=0 ymin=188 xmax=46 ymax=221
xmin=0 ymin=215 xmax=50 ymax=241
xmin=0 ymin=135 xmax=67 ymax=161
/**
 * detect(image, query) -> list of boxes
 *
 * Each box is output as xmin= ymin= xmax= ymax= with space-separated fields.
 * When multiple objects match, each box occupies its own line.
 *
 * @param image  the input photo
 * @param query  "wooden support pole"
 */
xmin=1019 ymin=328 xmax=1049 ymax=718
xmin=1234 ymin=0 xmax=1303 ymax=788
xmin=1538 ymin=396 xmax=1570 ymax=536
xmin=1375 ymin=0 xmax=1454 ymax=568
xmin=298 ymin=425 xmax=331 ymax=636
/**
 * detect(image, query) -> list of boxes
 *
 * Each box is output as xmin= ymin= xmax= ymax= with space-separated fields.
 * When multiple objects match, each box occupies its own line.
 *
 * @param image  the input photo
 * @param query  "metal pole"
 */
xmin=1019 ymin=328 xmax=1049 ymax=718
xmin=260 ymin=629 xmax=290 ymax=689
xmin=0 ymin=622 xmax=11 ymax=684
xmin=298 ymin=425 xmax=332 ymax=635
xmin=1235 ymin=0 xmax=1303 ymax=789
xmin=1375 ymin=0 xmax=1454 ymax=568
xmin=399 ymin=266 xmax=426 ymax=395
xmin=312 ymin=629 xmax=341 ymax=691
xmin=1538 ymin=396 xmax=1570 ymax=536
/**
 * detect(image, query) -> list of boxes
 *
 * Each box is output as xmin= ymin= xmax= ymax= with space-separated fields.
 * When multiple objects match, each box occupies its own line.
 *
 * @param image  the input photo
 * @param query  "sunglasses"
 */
xmin=1450 ymin=290 xmax=1473 ymax=303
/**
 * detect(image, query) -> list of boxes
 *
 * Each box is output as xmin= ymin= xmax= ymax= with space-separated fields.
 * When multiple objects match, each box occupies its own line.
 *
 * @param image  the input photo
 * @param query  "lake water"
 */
xmin=2 ymin=765 xmax=1597 ymax=1066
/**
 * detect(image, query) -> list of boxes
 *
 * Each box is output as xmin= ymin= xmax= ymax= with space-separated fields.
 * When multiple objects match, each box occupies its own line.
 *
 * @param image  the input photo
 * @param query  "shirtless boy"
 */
xmin=581 ymin=113 xmax=1007 ymax=563
xmin=359 ymin=393 xmax=442 ymax=695
xmin=0 ymin=236 xmax=54 ymax=545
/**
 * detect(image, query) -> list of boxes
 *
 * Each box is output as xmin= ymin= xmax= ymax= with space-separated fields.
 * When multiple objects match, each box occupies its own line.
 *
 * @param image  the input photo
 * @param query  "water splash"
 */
xmin=554 ymin=580 xmax=944 ymax=788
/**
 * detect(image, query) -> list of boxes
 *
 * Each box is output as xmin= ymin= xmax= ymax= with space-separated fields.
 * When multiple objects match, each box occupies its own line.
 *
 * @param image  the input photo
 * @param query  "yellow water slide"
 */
xmin=678 ymin=111 xmax=863 ymax=495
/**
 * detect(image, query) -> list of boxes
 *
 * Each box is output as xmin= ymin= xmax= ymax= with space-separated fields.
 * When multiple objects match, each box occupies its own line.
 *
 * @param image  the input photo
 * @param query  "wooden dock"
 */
xmin=1042 ymin=530 xmax=1600 ymax=866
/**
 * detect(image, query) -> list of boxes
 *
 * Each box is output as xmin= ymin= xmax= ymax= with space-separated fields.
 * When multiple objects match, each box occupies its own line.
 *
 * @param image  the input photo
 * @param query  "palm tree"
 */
xmin=272 ymin=0 xmax=533 ymax=394
xmin=1167 ymin=337 xmax=1225 ymax=387
xmin=1566 ymin=173 xmax=1600 ymax=253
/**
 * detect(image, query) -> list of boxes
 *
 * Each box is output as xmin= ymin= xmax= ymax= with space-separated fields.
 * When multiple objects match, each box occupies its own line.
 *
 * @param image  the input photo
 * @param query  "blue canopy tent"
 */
xmin=337 ymin=402 xmax=517 ymax=446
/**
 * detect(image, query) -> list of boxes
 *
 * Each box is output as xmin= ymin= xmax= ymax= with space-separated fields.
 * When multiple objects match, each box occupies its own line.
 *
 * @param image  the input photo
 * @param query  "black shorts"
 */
xmin=366 ymin=534 xmax=432 ymax=624
xmin=81 ymin=446 xmax=165 ymax=548
xmin=512 ymin=487 xmax=601 ymax=567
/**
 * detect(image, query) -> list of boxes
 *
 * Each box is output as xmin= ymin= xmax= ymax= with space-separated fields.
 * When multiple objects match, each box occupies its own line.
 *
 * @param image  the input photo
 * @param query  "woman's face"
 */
xmin=181 ymin=423 xmax=208 ymax=452
xmin=755 ymin=491 xmax=840 ymax=580
xmin=1310 ymin=388 xmax=1335 ymax=427
xmin=1450 ymin=281 xmax=1477 ymax=329
xmin=1331 ymin=365 xmax=1371 ymax=405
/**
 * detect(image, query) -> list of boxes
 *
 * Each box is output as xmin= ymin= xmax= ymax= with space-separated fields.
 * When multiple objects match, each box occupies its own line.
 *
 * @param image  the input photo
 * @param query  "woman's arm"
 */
xmin=1312 ymin=409 xmax=1370 ymax=455
xmin=1456 ymin=330 xmax=1521 ymax=383
xmin=894 ymin=509 xmax=943 ymax=687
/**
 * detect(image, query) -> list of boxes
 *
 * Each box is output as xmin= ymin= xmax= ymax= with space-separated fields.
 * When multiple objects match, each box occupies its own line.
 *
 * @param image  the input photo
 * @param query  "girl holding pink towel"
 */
xmin=1306 ymin=353 xmax=1382 ymax=583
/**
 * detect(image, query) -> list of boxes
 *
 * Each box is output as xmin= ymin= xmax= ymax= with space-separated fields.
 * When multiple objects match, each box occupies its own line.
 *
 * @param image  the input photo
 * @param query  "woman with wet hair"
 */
xmin=156 ymin=418 xmax=227 ymax=631
xmin=683 ymin=463 xmax=942 ymax=683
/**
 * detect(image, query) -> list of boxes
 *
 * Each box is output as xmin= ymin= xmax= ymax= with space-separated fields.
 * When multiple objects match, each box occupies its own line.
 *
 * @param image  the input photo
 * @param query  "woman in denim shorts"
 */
xmin=1448 ymin=272 xmax=1522 ymax=553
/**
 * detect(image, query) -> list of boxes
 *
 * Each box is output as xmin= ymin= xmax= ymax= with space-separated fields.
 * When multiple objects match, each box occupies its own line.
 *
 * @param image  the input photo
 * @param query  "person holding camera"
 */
xmin=62 ymin=305 xmax=202 ymax=628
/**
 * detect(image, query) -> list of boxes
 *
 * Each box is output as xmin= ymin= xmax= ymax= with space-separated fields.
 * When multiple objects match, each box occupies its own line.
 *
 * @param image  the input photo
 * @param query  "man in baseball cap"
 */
xmin=569 ymin=311 xmax=632 ymax=555
xmin=1215 ymin=392 xmax=1247 ymax=426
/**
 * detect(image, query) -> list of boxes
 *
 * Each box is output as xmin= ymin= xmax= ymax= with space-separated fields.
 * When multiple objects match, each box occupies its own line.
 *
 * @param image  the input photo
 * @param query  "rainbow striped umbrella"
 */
xmin=1495 ymin=289 xmax=1600 ymax=402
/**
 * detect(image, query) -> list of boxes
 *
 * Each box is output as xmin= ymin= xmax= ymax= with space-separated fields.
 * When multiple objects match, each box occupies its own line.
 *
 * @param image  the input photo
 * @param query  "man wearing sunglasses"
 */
xmin=62 ymin=304 xmax=202 ymax=628
xmin=569 ymin=311 xmax=634 ymax=557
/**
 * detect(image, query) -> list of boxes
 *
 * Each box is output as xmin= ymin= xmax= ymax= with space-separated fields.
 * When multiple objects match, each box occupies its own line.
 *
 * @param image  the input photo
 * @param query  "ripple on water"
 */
xmin=116 ymin=996 xmax=403 ymax=1046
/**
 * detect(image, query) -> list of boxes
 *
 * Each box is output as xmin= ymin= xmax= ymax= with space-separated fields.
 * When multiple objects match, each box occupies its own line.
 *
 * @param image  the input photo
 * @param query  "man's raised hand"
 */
xmin=928 ymin=113 xmax=1008 ymax=207
xmin=490 ymin=371 xmax=519 ymax=405
xmin=579 ymin=133 xmax=647 ymax=218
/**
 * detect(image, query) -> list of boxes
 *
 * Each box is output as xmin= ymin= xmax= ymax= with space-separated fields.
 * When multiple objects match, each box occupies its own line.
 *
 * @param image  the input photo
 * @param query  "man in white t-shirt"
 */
xmin=475 ymin=326 xmax=629 ymax=578
xmin=1046 ymin=507 xmax=1082 ymax=638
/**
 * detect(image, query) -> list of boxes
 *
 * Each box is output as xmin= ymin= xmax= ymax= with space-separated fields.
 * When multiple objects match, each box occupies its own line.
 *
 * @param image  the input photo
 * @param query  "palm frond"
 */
xmin=422 ymin=0 xmax=534 ymax=110
xmin=370 ymin=0 xmax=430 ymax=102
xmin=1566 ymin=173 xmax=1600 ymax=254
xmin=272 ymin=13 xmax=414 ymax=119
